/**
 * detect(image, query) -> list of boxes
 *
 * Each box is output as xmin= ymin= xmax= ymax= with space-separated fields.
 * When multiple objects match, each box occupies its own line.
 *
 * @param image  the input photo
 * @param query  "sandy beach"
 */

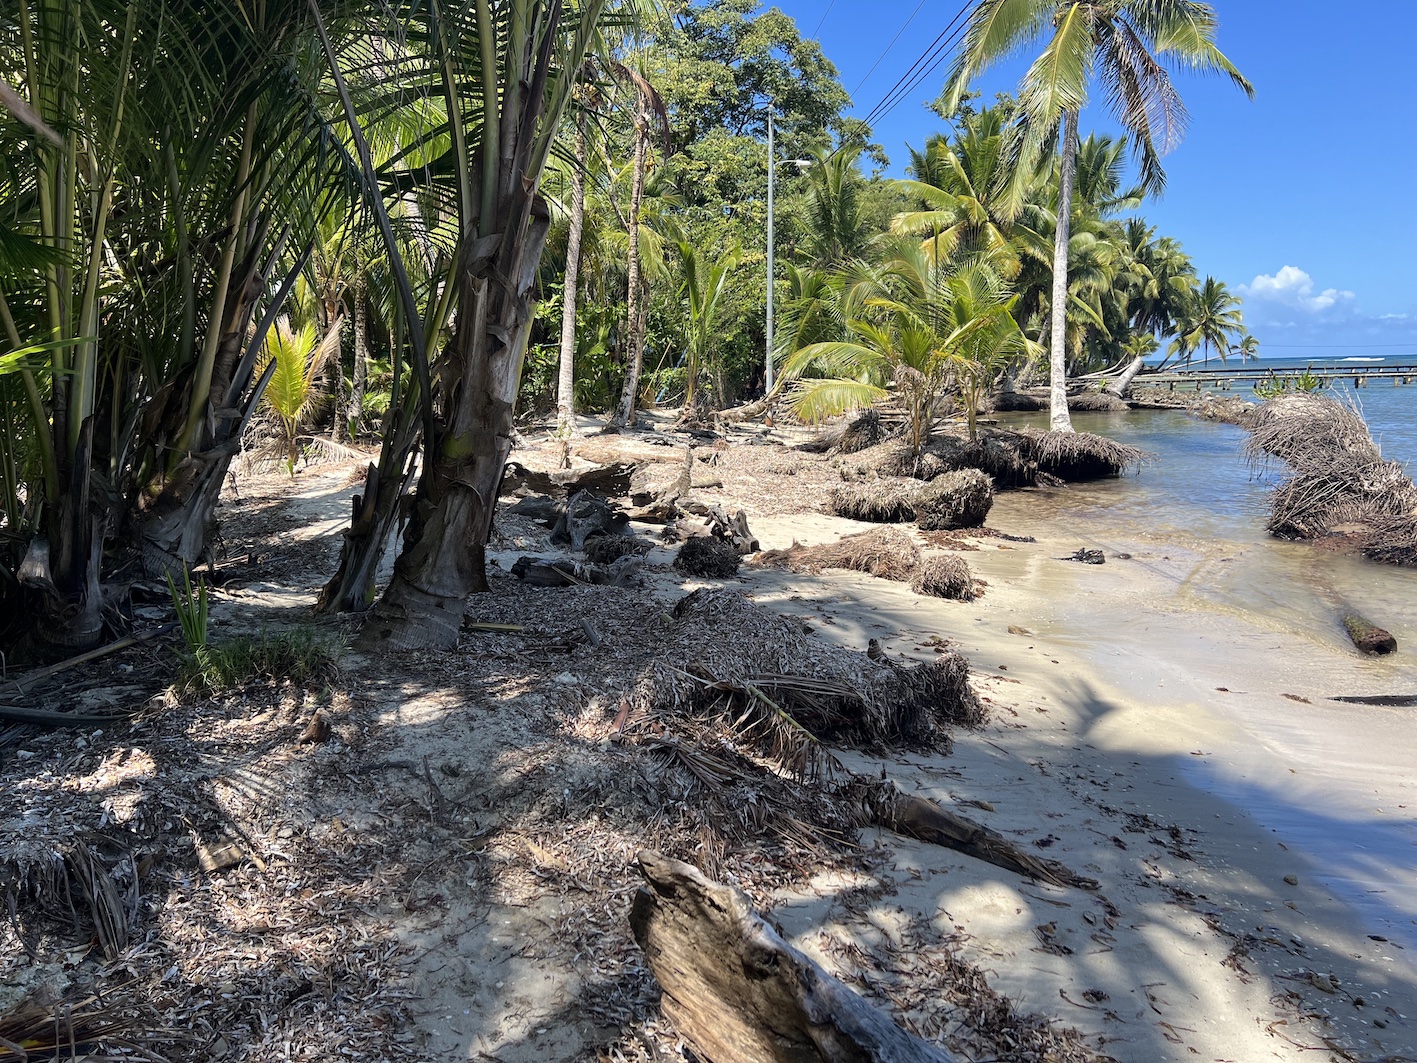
xmin=739 ymin=502 xmax=1417 ymax=1062
xmin=5 ymin=435 xmax=1417 ymax=1062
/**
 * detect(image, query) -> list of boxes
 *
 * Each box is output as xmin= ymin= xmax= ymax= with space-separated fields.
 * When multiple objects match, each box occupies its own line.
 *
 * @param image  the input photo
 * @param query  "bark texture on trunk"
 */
xmin=630 ymin=851 xmax=957 ymax=1063
xmin=1106 ymin=355 xmax=1144 ymax=397
xmin=133 ymin=231 xmax=278 ymax=578
xmin=557 ymin=116 xmax=588 ymax=434
xmin=1048 ymin=109 xmax=1079 ymax=433
xmin=330 ymin=300 xmax=348 ymax=442
xmin=613 ymin=104 xmax=650 ymax=427
xmin=360 ymin=202 xmax=552 ymax=651
xmin=24 ymin=419 xmax=103 ymax=651
xmin=349 ymin=274 xmax=368 ymax=438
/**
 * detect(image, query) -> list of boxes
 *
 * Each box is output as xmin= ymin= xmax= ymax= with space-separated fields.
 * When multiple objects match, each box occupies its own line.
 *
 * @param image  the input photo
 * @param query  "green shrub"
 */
xmin=178 ymin=627 xmax=339 ymax=695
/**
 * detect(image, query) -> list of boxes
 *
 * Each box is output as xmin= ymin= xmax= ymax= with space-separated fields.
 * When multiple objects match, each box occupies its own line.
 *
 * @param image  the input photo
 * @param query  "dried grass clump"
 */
xmin=1246 ymin=394 xmax=1417 ymax=562
xmin=584 ymin=534 xmax=651 ymax=565
xmin=633 ymin=589 xmax=982 ymax=754
xmin=910 ymin=554 xmax=976 ymax=601
xmin=1068 ymin=390 xmax=1128 ymax=412
xmin=835 ymin=440 xmax=946 ymax=481
xmin=1015 ymin=429 xmax=1147 ymax=481
xmin=804 ymin=408 xmax=888 ymax=454
xmin=674 ymin=536 xmax=741 ymax=577
xmin=914 ymin=469 xmax=993 ymax=530
xmin=756 ymin=528 xmax=921 ymax=581
xmin=826 ymin=478 xmax=920 ymax=523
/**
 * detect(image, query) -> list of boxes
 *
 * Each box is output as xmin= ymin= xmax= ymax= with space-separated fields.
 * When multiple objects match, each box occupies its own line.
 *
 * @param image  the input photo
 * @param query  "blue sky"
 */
xmin=774 ymin=1 xmax=1417 ymax=355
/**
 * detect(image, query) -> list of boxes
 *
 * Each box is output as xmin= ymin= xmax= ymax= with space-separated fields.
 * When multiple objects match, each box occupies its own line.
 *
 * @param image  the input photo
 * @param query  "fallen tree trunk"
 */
xmin=630 ymin=850 xmax=957 ymax=1063
xmin=1343 ymin=612 xmax=1397 ymax=655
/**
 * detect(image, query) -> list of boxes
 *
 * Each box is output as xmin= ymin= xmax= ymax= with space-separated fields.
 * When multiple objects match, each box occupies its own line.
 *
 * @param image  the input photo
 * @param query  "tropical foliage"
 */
xmin=0 ymin=0 xmax=1252 ymax=653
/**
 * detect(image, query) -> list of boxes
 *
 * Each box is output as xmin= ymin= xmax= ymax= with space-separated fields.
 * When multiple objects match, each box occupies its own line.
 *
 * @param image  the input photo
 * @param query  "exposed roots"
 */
xmin=827 ymin=478 xmax=921 ymax=523
xmin=827 ymin=470 xmax=993 ymax=528
xmin=1013 ymin=429 xmax=1147 ymax=481
xmin=1246 ymin=394 xmax=1417 ymax=562
xmin=914 ymin=469 xmax=994 ymax=530
xmin=673 ymin=537 xmax=742 ymax=577
xmin=756 ymin=528 xmax=921 ymax=581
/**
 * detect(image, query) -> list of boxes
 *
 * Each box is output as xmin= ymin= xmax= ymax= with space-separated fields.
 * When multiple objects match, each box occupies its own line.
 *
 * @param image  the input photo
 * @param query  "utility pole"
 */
xmin=765 ymin=103 xmax=775 ymax=395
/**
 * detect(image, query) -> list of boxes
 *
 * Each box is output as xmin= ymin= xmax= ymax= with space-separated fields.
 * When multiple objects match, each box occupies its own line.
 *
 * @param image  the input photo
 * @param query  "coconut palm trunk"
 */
xmin=1107 ymin=355 xmax=1145 ymax=397
xmin=363 ymin=203 xmax=552 ymax=649
xmin=557 ymin=112 xmax=589 ymax=434
xmin=355 ymin=0 xmax=607 ymax=651
xmin=349 ymin=272 xmax=368 ymax=437
xmin=613 ymin=102 xmax=650 ymax=427
xmin=1048 ymin=109 xmax=1078 ymax=433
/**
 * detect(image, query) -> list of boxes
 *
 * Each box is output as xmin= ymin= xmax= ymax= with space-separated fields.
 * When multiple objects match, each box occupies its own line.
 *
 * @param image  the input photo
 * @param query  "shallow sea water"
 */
xmin=993 ymin=391 xmax=1417 ymax=959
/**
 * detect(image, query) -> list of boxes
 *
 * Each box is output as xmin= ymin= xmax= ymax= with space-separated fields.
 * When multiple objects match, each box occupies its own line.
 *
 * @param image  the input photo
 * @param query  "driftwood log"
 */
xmin=630 ymin=851 xmax=957 ymax=1063
xmin=502 ymin=460 xmax=639 ymax=498
xmin=1329 ymin=693 xmax=1417 ymax=706
xmin=857 ymin=782 xmax=1097 ymax=890
xmin=509 ymin=555 xmax=642 ymax=588
xmin=1342 ymin=612 xmax=1397 ymax=655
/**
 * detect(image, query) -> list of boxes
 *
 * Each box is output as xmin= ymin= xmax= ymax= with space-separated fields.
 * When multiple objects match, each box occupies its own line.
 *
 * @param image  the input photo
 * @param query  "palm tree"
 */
xmin=781 ymin=244 xmax=1027 ymax=455
xmin=313 ymin=0 xmax=616 ymax=649
xmin=1 ymin=0 xmax=342 ymax=648
xmin=671 ymin=233 xmax=743 ymax=421
xmin=1173 ymin=275 xmax=1245 ymax=366
xmin=800 ymin=144 xmax=872 ymax=269
xmin=1233 ymin=333 xmax=1259 ymax=362
xmin=557 ymin=104 xmax=593 ymax=434
xmin=943 ymin=0 xmax=1252 ymax=432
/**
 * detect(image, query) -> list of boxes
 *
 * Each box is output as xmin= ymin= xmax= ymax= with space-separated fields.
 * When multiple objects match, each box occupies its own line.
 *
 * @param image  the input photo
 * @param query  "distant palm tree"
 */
xmin=1233 ymin=333 xmax=1260 ymax=362
xmin=1174 ymin=276 xmax=1246 ymax=366
xmin=942 ymin=1 xmax=1252 ymax=432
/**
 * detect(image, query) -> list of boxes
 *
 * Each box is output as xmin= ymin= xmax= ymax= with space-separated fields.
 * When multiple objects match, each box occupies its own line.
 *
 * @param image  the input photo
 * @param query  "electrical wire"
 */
xmin=860 ymin=1 xmax=971 ymax=130
xmin=851 ymin=0 xmax=928 ymax=95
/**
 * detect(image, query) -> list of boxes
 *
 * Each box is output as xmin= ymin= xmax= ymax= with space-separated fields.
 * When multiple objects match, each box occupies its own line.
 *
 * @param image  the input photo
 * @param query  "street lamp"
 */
xmin=764 ymin=103 xmax=813 ymax=395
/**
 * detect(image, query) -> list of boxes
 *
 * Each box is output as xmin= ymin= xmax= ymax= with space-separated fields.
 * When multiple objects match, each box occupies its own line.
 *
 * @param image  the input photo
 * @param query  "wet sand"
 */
xmin=741 ymin=505 xmax=1417 ymax=1061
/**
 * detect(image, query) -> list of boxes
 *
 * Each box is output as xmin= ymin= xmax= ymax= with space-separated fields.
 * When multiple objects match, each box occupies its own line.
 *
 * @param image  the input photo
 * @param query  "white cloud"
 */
xmin=1239 ymin=265 xmax=1355 ymax=315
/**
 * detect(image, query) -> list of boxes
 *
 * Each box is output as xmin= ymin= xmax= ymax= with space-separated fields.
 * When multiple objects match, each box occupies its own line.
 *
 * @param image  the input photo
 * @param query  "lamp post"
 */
xmin=765 ymin=105 xmax=776 ymax=394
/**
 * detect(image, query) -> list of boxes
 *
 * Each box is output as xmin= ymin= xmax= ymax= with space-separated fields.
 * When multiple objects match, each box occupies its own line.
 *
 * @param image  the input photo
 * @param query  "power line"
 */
xmin=811 ymin=0 xmax=837 ymax=39
xmin=859 ymin=1 xmax=972 ymax=130
xmin=851 ymin=0 xmax=928 ymax=96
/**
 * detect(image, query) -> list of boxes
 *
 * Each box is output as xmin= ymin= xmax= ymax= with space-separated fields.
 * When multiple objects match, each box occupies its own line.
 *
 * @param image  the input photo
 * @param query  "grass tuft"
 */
xmin=178 ymin=627 xmax=340 ymax=695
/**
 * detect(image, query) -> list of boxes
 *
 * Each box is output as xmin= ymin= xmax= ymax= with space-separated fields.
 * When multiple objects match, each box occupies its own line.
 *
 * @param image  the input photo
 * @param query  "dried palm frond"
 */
xmin=671 ymin=665 xmax=845 ymax=783
xmin=640 ymin=736 xmax=850 ymax=854
xmin=0 ymin=992 xmax=134 ymax=1062
xmin=911 ymin=554 xmax=976 ymax=601
xmin=755 ymin=527 xmax=921 ymax=581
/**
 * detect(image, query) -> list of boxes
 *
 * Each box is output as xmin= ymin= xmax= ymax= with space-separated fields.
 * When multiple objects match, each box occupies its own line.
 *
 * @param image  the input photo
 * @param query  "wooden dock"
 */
xmin=1139 ymin=363 xmax=1417 ymax=391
